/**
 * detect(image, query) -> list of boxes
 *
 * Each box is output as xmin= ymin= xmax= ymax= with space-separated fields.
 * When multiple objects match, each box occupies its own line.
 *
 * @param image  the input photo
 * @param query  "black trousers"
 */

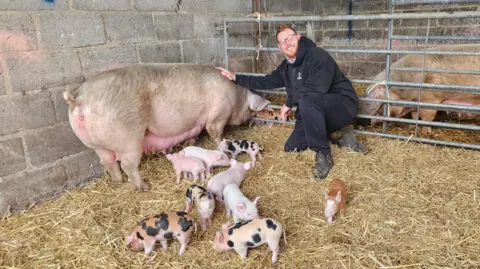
xmin=284 ymin=92 xmax=357 ymax=154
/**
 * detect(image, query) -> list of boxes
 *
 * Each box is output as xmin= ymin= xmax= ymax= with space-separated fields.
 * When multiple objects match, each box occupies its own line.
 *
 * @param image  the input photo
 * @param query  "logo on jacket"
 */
xmin=297 ymin=72 xmax=302 ymax=80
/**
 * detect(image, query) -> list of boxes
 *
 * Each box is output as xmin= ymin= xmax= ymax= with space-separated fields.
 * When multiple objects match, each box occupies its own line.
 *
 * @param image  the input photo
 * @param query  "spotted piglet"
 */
xmin=217 ymin=138 xmax=263 ymax=167
xmin=125 ymin=211 xmax=197 ymax=256
xmin=185 ymin=184 xmax=215 ymax=231
xmin=213 ymin=218 xmax=287 ymax=264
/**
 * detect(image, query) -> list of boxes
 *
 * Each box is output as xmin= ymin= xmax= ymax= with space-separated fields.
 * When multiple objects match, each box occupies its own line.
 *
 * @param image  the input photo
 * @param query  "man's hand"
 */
xmin=280 ymin=104 xmax=292 ymax=123
xmin=215 ymin=67 xmax=236 ymax=81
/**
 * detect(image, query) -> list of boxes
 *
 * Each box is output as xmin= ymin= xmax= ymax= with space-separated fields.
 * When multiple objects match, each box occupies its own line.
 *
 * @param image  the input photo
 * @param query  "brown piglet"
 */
xmin=324 ymin=178 xmax=347 ymax=224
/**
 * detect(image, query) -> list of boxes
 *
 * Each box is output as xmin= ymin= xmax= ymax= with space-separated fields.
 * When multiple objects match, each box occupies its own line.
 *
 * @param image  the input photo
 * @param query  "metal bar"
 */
xmin=359 ymin=97 xmax=480 ymax=113
xmin=383 ymin=0 xmax=394 ymax=133
xmin=392 ymin=35 xmax=480 ymax=41
xmin=237 ymin=73 xmax=480 ymax=93
xmin=356 ymin=114 xmax=480 ymax=131
xmin=228 ymin=46 xmax=480 ymax=56
xmin=253 ymin=91 xmax=480 ymax=113
xmin=390 ymin=67 xmax=480 ymax=76
xmin=393 ymin=0 xmax=480 ymax=5
xmin=351 ymin=79 xmax=480 ymax=93
xmin=223 ymin=19 xmax=229 ymax=69
xmin=223 ymin=11 xmax=480 ymax=22
xmin=352 ymin=130 xmax=480 ymax=150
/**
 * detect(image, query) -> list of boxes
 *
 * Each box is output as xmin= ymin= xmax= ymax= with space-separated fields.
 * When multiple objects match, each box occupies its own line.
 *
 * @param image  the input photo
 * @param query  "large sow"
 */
xmin=359 ymin=44 xmax=480 ymax=135
xmin=63 ymin=64 xmax=270 ymax=191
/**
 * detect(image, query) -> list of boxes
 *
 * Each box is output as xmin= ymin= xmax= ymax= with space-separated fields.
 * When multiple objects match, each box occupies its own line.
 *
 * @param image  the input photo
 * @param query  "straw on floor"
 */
xmin=1 ymin=123 xmax=479 ymax=269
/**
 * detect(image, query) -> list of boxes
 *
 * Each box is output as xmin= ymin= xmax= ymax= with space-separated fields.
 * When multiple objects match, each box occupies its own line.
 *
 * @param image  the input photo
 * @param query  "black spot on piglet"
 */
xmin=186 ymin=186 xmax=192 ymax=200
xmin=136 ymin=231 xmax=144 ymax=240
xmin=227 ymin=141 xmax=236 ymax=152
xmin=178 ymin=216 xmax=193 ymax=232
xmin=155 ymin=213 xmax=169 ymax=231
xmin=266 ymin=219 xmax=277 ymax=230
xmin=164 ymin=232 xmax=174 ymax=239
xmin=228 ymin=220 xmax=252 ymax=235
xmin=227 ymin=240 xmax=234 ymax=247
xmin=252 ymin=233 xmax=261 ymax=243
xmin=239 ymin=140 xmax=249 ymax=150
xmin=176 ymin=211 xmax=187 ymax=217
xmin=246 ymin=241 xmax=255 ymax=247
xmin=146 ymin=226 xmax=159 ymax=237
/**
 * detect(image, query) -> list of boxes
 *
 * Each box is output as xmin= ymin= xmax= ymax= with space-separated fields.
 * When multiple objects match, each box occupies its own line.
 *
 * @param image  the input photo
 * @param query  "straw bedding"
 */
xmin=1 ymin=123 xmax=479 ymax=268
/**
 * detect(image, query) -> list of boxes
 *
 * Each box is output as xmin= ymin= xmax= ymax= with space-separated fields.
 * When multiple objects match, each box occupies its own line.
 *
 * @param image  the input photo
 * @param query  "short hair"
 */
xmin=276 ymin=24 xmax=297 ymax=40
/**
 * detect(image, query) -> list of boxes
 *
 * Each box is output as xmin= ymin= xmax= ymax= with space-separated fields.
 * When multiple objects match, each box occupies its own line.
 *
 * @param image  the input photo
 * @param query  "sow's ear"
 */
xmin=365 ymin=82 xmax=386 ymax=99
xmin=247 ymin=90 xmax=270 ymax=111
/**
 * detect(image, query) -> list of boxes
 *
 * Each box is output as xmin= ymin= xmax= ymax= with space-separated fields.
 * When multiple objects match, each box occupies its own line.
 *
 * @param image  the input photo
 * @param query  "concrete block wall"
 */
xmin=0 ymin=0 xmax=258 ymax=216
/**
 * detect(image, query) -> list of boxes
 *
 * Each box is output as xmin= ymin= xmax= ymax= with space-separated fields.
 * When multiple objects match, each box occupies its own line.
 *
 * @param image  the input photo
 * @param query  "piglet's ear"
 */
xmin=126 ymin=234 xmax=134 ymax=245
xmin=252 ymin=196 xmax=260 ymax=205
xmin=335 ymin=191 xmax=342 ymax=203
xmin=215 ymin=231 xmax=224 ymax=243
xmin=236 ymin=202 xmax=246 ymax=212
xmin=221 ymin=221 xmax=231 ymax=231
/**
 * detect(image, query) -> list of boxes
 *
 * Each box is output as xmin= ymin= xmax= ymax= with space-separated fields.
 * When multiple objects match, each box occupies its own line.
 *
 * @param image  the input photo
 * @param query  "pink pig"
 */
xmin=206 ymin=159 xmax=252 ymax=202
xmin=165 ymin=152 xmax=206 ymax=184
xmin=213 ymin=218 xmax=287 ymax=264
xmin=180 ymin=146 xmax=230 ymax=178
xmin=223 ymin=183 xmax=260 ymax=224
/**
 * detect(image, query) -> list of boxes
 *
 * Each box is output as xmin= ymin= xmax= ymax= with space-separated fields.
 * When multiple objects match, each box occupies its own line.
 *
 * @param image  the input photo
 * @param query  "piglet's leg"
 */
xmin=160 ymin=239 xmax=168 ymax=250
xmin=185 ymin=200 xmax=192 ymax=213
xmin=177 ymin=233 xmax=191 ymax=256
xmin=235 ymin=247 xmax=248 ymax=259
xmin=193 ymin=172 xmax=199 ymax=183
xmin=225 ymin=208 xmax=231 ymax=219
xmin=95 ymin=149 xmax=123 ymax=182
xmin=267 ymin=241 xmax=280 ymax=264
xmin=143 ymin=238 xmax=156 ymax=256
xmin=339 ymin=207 xmax=346 ymax=218
xmin=249 ymin=152 xmax=257 ymax=167
xmin=183 ymin=172 xmax=188 ymax=178
xmin=175 ymin=170 xmax=182 ymax=184
xmin=201 ymin=217 xmax=207 ymax=231
xmin=257 ymin=151 xmax=263 ymax=160
xmin=201 ymin=171 xmax=206 ymax=183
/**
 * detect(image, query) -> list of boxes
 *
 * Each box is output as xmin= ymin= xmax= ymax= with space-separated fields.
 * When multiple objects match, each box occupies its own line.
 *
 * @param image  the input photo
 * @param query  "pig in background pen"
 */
xmin=358 ymin=44 xmax=480 ymax=136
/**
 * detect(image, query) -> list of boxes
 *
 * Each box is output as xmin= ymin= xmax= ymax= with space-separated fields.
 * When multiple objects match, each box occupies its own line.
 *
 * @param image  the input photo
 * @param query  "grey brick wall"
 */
xmin=0 ymin=0 xmax=478 ymax=216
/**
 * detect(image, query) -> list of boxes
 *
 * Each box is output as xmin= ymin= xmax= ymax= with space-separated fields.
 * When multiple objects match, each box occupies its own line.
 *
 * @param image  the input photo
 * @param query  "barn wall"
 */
xmin=0 ymin=0 xmax=478 ymax=215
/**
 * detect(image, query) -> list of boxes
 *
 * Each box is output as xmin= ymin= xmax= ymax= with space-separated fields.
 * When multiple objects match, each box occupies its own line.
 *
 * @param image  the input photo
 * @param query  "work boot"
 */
xmin=331 ymin=127 xmax=367 ymax=154
xmin=313 ymin=150 xmax=334 ymax=180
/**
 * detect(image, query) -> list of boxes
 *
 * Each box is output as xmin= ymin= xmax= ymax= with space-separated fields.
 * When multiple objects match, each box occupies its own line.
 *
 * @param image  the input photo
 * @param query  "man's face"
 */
xmin=277 ymin=29 xmax=300 ymax=58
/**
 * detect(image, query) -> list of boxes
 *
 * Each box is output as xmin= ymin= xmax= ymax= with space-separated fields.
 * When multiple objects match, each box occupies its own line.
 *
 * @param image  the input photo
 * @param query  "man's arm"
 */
xmin=235 ymin=65 xmax=285 ymax=90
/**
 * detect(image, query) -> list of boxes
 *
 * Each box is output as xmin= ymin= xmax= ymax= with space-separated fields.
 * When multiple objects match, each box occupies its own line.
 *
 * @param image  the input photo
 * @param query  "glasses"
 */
xmin=278 ymin=34 xmax=296 ymax=46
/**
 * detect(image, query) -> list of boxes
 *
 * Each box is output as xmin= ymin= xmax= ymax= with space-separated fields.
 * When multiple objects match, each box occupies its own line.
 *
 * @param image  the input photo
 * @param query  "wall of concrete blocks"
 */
xmin=0 ymin=0 xmax=478 ymax=216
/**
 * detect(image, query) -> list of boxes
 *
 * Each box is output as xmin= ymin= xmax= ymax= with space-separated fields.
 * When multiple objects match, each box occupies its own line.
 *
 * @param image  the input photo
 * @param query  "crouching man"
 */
xmin=217 ymin=24 xmax=366 ymax=180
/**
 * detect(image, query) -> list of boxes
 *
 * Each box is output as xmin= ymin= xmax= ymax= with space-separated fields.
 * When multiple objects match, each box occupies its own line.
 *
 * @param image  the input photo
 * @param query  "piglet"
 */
xmin=217 ymin=138 xmax=263 ymax=167
xmin=324 ymin=178 xmax=347 ymax=224
xmin=223 ymin=183 xmax=260 ymax=224
xmin=165 ymin=152 xmax=206 ymax=184
xmin=185 ymin=184 xmax=215 ymax=231
xmin=249 ymin=107 xmax=289 ymax=128
xmin=206 ymin=159 xmax=252 ymax=202
xmin=180 ymin=146 xmax=230 ymax=178
xmin=213 ymin=218 xmax=287 ymax=264
xmin=125 ymin=211 xmax=197 ymax=256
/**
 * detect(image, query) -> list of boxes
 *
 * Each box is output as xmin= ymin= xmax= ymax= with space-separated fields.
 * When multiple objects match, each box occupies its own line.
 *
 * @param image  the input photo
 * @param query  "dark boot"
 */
xmin=331 ymin=127 xmax=367 ymax=154
xmin=313 ymin=150 xmax=334 ymax=180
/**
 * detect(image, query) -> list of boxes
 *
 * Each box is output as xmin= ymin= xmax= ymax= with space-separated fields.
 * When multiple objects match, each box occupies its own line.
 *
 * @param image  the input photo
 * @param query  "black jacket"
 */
xmin=235 ymin=36 xmax=358 ymax=116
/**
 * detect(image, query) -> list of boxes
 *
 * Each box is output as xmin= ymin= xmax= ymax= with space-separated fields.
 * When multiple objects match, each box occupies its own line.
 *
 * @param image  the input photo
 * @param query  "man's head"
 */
xmin=276 ymin=24 xmax=301 ymax=59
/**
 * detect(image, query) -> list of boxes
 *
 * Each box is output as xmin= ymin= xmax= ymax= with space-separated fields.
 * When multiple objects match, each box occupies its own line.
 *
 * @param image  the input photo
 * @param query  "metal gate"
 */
xmin=220 ymin=0 xmax=480 ymax=150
